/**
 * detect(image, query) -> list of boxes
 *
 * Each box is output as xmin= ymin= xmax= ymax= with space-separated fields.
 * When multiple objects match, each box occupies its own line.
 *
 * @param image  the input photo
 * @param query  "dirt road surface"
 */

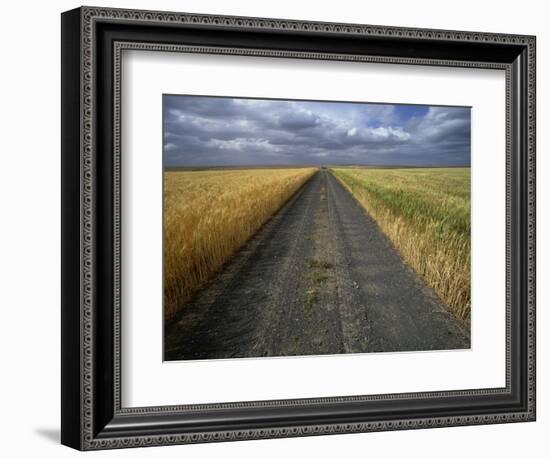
xmin=164 ymin=170 xmax=470 ymax=360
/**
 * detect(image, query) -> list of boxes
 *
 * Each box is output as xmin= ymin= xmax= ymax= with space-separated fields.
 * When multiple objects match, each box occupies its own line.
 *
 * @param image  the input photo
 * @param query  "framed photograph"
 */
xmin=61 ymin=6 xmax=536 ymax=450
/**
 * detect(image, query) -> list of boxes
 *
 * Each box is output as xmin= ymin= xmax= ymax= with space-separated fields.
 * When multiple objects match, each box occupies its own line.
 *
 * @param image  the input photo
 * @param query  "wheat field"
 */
xmin=164 ymin=168 xmax=317 ymax=320
xmin=332 ymin=167 xmax=471 ymax=321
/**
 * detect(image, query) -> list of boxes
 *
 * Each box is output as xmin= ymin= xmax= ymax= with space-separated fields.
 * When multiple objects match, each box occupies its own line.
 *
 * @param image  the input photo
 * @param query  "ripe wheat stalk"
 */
xmin=164 ymin=168 xmax=317 ymax=320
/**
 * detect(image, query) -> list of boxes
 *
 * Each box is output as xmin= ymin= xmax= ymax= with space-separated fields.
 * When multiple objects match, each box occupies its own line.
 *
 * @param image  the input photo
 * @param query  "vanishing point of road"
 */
xmin=165 ymin=170 xmax=470 ymax=360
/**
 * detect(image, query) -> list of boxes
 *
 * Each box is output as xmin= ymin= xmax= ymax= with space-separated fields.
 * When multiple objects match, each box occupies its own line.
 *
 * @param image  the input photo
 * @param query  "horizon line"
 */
xmin=165 ymin=164 xmax=471 ymax=169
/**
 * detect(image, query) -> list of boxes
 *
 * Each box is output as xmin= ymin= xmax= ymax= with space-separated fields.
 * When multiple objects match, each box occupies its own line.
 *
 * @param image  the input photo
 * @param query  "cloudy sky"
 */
xmin=163 ymin=95 xmax=471 ymax=167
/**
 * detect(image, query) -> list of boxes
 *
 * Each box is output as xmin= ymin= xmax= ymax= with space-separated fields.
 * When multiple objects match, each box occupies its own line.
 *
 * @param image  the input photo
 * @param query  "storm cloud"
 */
xmin=163 ymin=95 xmax=471 ymax=167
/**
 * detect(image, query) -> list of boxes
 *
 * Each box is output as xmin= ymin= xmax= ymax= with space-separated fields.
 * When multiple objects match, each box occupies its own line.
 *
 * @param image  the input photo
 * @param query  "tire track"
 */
xmin=164 ymin=172 xmax=321 ymax=360
xmin=325 ymin=171 xmax=470 ymax=352
xmin=326 ymin=172 xmax=371 ymax=353
xmin=250 ymin=172 xmax=322 ymax=356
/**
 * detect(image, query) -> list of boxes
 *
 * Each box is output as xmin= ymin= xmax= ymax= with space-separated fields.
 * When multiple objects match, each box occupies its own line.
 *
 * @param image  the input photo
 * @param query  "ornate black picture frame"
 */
xmin=61 ymin=6 xmax=536 ymax=450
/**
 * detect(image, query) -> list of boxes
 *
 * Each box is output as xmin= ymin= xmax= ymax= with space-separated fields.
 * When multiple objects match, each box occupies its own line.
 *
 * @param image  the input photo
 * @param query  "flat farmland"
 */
xmin=165 ymin=170 xmax=469 ymax=360
xmin=164 ymin=168 xmax=317 ymax=319
xmin=332 ymin=167 xmax=471 ymax=321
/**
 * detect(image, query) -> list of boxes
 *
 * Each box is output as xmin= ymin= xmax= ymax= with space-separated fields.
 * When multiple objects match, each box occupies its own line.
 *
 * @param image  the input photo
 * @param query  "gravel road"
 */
xmin=164 ymin=170 xmax=470 ymax=360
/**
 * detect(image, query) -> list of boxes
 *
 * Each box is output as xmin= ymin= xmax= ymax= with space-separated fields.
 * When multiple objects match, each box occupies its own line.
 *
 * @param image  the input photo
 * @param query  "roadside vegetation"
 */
xmin=332 ymin=167 xmax=471 ymax=321
xmin=164 ymin=168 xmax=317 ymax=319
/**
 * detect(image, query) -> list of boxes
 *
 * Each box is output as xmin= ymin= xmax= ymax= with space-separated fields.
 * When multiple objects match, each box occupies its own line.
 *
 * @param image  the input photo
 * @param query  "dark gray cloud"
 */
xmin=163 ymin=96 xmax=471 ymax=167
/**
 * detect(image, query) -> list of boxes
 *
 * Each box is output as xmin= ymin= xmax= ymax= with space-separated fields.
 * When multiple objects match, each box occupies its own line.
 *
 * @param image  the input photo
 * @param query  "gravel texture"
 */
xmin=164 ymin=170 xmax=470 ymax=361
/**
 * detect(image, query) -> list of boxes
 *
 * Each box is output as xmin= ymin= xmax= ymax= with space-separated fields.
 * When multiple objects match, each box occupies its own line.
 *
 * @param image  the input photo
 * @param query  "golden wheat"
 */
xmin=332 ymin=168 xmax=471 ymax=321
xmin=164 ymin=168 xmax=317 ymax=319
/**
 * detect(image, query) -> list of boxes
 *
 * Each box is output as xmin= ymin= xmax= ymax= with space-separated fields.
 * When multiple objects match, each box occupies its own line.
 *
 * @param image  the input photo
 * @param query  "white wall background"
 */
xmin=0 ymin=0 xmax=546 ymax=456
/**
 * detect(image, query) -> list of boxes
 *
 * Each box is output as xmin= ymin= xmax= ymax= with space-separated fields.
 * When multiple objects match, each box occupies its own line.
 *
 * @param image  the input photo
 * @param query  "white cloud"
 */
xmin=163 ymin=95 xmax=470 ymax=166
xmin=357 ymin=126 xmax=411 ymax=142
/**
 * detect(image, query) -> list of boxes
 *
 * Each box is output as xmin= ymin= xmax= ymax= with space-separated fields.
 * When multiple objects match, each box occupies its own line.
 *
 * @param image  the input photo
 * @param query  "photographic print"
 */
xmin=61 ymin=8 xmax=536 ymax=448
xmin=163 ymin=94 xmax=471 ymax=361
